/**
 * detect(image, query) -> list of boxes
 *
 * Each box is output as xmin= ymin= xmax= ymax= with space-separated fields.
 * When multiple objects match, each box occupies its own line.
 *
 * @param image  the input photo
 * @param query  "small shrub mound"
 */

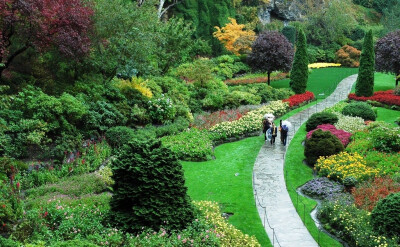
xmin=335 ymin=45 xmax=361 ymax=67
xmin=370 ymin=125 xmax=400 ymax=153
xmin=342 ymin=101 xmax=376 ymax=121
xmin=305 ymin=112 xmax=339 ymax=132
xmin=304 ymin=129 xmax=344 ymax=166
xmin=306 ymin=124 xmax=352 ymax=146
xmin=371 ymin=192 xmax=400 ymax=238
xmin=300 ymin=177 xmax=344 ymax=200
xmin=105 ymin=126 xmax=135 ymax=149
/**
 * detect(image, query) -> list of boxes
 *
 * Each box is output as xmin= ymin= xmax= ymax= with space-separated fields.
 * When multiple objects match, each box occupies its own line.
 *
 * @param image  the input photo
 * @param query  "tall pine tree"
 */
xmin=290 ymin=28 xmax=308 ymax=94
xmin=355 ymin=30 xmax=375 ymax=97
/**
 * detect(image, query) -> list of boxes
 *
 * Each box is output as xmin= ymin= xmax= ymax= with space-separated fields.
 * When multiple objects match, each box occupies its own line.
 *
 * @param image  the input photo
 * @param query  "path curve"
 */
xmin=253 ymin=74 xmax=358 ymax=247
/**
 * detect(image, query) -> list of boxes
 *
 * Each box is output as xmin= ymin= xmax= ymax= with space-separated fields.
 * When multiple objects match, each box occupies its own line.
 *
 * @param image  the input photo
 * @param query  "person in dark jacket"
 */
xmin=270 ymin=122 xmax=278 ymax=145
xmin=262 ymin=118 xmax=271 ymax=140
xmin=280 ymin=120 xmax=288 ymax=146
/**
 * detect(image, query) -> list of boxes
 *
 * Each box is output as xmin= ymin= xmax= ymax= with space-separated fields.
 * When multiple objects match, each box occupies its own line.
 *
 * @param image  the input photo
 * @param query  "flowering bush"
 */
xmin=193 ymin=201 xmax=260 ymax=247
xmin=148 ymin=95 xmax=176 ymax=124
xmin=352 ymin=177 xmax=400 ymax=212
xmin=224 ymin=72 xmax=288 ymax=85
xmin=308 ymin=63 xmax=341 ymax=69
xmin=192 ymin=109 xmax=249 ymax=129
xmin=348 ymin=90 xmax=400 ymax=106
xmin=333 ymin=112 xmax=366 ymax=133
xmin=315 ymin=152 xmax=378 ymax=183
xmin=299 ymin=177 xmax=344 ymax=201
xmin=210 ymin=101 xmax=289 ymax=137
xmin=369 ymin=125 xmax=400 ymax=153
xmin=306 ymin=124 xmax=352 ymax=146
xmin=318 ymin=200 xmax=399 ymax=247
xmin=283 ymin=91 xmax=315 ymax=107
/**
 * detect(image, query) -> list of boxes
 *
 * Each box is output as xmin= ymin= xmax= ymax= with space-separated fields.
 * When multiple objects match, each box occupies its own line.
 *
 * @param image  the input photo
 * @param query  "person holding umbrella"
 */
xmin=280 ymin=120 xmax=291 ymax=146
xmin=263 ymin=113 xmax=275 ymax=141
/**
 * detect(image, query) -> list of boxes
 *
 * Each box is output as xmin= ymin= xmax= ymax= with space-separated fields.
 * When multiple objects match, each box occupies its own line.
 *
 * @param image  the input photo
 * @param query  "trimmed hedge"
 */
xmin=371 ymin=192 xmax=400 ymax=238
xmin=305 ymin=112 xmax=339 ymax=131
xmin=342 ymin=101 xmax=376 ymax=121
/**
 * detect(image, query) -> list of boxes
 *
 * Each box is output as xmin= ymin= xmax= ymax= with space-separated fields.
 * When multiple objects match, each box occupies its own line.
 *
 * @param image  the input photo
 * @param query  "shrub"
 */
xmin=225 ymin=91 xmax=261 ymax=107
xmin=323 ymin=101 xmax=349 ymax=114
xmin=353 ymin=177 xmax=400 ymax=212
xmin=394 ymin=86 xmax=400 ymax=96
xmin=333 ymin=112 xmax=366 ymax=133
xmin=283 ymin=91 xmax=315 ymax=107
xmin=356 ymin=30 xmax=375 ymax=97
xmin=290 ymin=28 xmax=309 ymax=94
xmin=369 ymin=125 xmax=400 ymax=152
xmin=299 ymin=177 xmax=344 ymax=200
xmin=348 ymin=90 xmax=400 ymax=106
xmin=192 ymin=109 xmax=249 ymax=130
xmin=371 ymin=192 xmax=400 ymax=237
xmin=148 ymin=95 xmax=176 ymax=124
xmin=224 ymin=72 xmax=288 ymax=85
xmin=161 ymin=129 xmax=215 ymax=161
xmin=315 ymin=152 xmax=377 ymax=183
xmin=365 ymin=151 xmax=400 ymax=175
xmin=0 ymin=181 xmax=23 ymax=233
xmin=304 ymin=129 xmax=344 ymax=166
xmin=342 ymin=101 xmax=376 ymax=121
xmin=335 ymin=45 xmax=361 ymax=67
xmin=105 ymin=126 xmax=135 ymax=149
xmin=85 ymin=101 xmax=127 ymax=134
xmin=109 ymin=139 xmax=194 ymax=233
xmin=229 ymin=83 xmax=293 ymax=103
xmin=306 ymin=124 xmax=352 ymax=146
xmin=305 ymin=112 xmax=339 ymax=131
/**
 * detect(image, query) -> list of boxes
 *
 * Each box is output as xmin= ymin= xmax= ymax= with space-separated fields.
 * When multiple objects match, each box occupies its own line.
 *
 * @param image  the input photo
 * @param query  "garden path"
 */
xmin=253 ymin=74 xmax=358 ymax=247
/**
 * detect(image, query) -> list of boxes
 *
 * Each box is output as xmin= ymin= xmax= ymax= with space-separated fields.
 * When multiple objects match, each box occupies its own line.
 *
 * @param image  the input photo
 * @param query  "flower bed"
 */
xmin=333 ymin=113 xmax=366 ymax=133
xmin=315 ymin=152 xmax=378 ymax=183
xmin=224 ymin=72 xmax=288 ymax=85
xmin=210 ymin=101 xmax=289 ymax=138
xmin=308 ymin=63 xmax=341 ymax=69
xmin=348 ymin=90 xmax=400 ymax=106
xmin=306 ymin=124 xmax=352 ymax=146
xmin=192 ymin=109 xmax=250 ymax=129
xmin=283 ymin=91 xmax=315 ymax=107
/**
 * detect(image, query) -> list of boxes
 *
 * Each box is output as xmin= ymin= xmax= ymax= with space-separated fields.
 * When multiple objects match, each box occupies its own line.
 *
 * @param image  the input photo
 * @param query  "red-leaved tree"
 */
xmin=0 ymin=0 xmax=93 ymax=77
xmin=375 ymin=30 xmax=400 ymax=86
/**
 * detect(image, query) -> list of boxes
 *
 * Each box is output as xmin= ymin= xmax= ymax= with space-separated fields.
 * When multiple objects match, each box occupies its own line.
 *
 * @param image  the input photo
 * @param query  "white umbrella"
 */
xmin=282 ymin=120 xmax=292 ymax=131
xmin=263 ymin=113 xmax=275 ymax=121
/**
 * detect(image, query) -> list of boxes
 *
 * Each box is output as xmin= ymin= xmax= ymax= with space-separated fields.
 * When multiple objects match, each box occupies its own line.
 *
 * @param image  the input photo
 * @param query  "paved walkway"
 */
xmin=253 ymin=74 xmax=358 ymax=247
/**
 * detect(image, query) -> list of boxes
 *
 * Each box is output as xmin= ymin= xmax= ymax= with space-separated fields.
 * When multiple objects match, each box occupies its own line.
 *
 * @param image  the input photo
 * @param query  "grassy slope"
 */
xmin=182 ymin=137 xmax=270 ymax=246
xmin=376 ymin=107 xmax=399 ymax=127
xmin=271 ymin=67 xmax=358 ymax=96
xmin=351 ymin=72 xmax=396 ymax=92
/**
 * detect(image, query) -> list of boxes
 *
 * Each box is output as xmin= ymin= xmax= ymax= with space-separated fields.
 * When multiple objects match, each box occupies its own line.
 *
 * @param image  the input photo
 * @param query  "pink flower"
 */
xmin=178 ymin=235 xmax=181 ymax=240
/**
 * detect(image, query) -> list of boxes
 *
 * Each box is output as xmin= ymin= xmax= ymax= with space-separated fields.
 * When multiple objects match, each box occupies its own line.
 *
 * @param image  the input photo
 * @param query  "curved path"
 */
xmin=253 ymin=74 xmax=358 ymax=247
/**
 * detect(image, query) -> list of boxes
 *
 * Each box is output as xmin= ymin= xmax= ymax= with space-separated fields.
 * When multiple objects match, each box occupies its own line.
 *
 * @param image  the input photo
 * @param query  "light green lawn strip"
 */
xmin=376 ymin=107 xmax=399 ymax=127
xmin=271 ymin=67 xmax=358 ymax=96
xmin=284 ymin=124 xmax=343 ymax=247
xmin=182 ymin=137 xmax=271 ymax=247
xmin=351 ymin=72 xmax=396 ymax=92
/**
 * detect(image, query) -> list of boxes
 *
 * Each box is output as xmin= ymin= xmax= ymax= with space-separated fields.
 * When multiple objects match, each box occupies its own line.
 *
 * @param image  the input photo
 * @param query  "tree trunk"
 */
xmin=267 ymin=71 xmax=271 ymax=86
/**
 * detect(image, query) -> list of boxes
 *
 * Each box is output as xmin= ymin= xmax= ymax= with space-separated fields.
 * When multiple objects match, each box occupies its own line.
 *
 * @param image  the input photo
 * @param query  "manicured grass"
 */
xmin=376 ymin=107 xmax=399 ymax=127
xmin=271 ymin=67 xmax=358 ymax=96
xmin=284 ymin=124 xmax=343 ymax=247
xmin=182 ymin=137 xmax=271 ymax=247
xmin=351 ymin=72 xmax=396 ymax=92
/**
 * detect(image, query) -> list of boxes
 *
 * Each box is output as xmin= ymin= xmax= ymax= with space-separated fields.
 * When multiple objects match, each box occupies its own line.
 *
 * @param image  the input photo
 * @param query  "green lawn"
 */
xmin=351 ymin=72 xmax=396 ymax=92
xmin=271 ymin=67 xmax=358 ymax=96
xmin=284 ymin=124 xmax=343 ymax=247
xmin=182 ymin=136 xmax=271 ymax=247
xmin=376 ymin=107 xmax=399 ymax=127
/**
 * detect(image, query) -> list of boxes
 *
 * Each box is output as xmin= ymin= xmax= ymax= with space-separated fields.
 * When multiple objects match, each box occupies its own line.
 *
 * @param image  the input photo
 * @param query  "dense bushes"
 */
xmin=371 ymin=192 xmax=400 ymax=238
xmin=105 ymin=126 xmax=136 ymax=149
xmin=109 ymin=139 xmax=194 ymax=233
xmin=335 ymin=45 xmax=361 ymax=67
xmin=305 ymin=112 xmax=339 ymax=131
xmin=342 ymin=101 xmax=376 ymax=121
xmin=304 ymin=129 xmax=344 ymax=166
xmin=306 ymin=124 xmax=352 ymax=146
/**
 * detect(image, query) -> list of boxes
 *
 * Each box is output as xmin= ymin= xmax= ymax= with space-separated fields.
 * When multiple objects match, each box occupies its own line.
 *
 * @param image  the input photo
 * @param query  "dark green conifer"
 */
xmin=355 ymin=30 xmax=375 ymax=97
xmin=109 ymin=139 xmax=194 ymax=233
xmin=290 ymin=28 xmax=309 ymax=94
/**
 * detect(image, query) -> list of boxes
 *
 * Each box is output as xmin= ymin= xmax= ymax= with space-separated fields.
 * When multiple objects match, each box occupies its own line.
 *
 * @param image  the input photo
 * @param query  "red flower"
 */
xmin=81 ymin=159 xmax=85 ymax=165
xmin=44 ymin=211 xmax=48 ymax=217
xmin=2 ymin=204 xmax=5 ymax=208
xmin=16 ymin=182 xmax=20 ymax=190
xmin=348 ymin=90 xmax=400 ymax=106
xmin=283 ymin=91 xmax=315 ymax=107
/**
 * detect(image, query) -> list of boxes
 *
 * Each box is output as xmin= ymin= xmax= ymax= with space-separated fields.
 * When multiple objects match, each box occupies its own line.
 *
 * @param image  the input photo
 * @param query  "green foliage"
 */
xmin=109 ymin=139 xmax=194 ymax=233
xmin=369 ymin=125 xmax=400 ymax=152
xmin=290 ymin=28 xmax=309 ymax=94
xmin=211 ymin=55 xmax=250 ymax=80
xmin=105 ymin=126 xmax=135 ymax=149
xmin=307 ymin=45 xmax=328 ymax=63
xmin=304 ymin=129 xmax=344 ymax=166
xmin=305 ymin=112 xmax=339 ymax=132
xmin=147 ymin=95 xmax=177 ymax=124
xmin=371 ymin=192 xmax=400 ymax=238
xmin=281 ymin=26 xmax=296 ymax=45
xmin=342 ymin=101 xmax=376 ymax=121
xmin=85 ymin=101 xmax=127 ymax=134
xmin=355 ymin=30 xmax=375 ymax=97
xmin=225 ymin=91 xmax=261 ymax=107
xmin=161 ymin=129 xmax=215 ymax=161
xmin=0 ymin=181 xmax=23 ymax=233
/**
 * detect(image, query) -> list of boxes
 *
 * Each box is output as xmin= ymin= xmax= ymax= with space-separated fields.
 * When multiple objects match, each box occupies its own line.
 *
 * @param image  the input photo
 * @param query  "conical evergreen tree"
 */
xmin=290 ymin=28 xmax=308 ymax=94
xmin=109 ymin=139 xmax=194 ymax=233
xmin=355 ymin=30 xmax=375 ymax=97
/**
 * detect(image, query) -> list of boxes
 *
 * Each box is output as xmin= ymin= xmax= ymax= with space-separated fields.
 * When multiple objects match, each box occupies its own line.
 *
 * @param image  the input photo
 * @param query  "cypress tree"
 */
xmin=282 ymin=26 xmax=296 ymax=45
xmin=290 ymin=28 xmax=309 ymax=94
xmin=109 ymin=139 xmax=194 ymax=233
xmin=355 ymin=30 xmax=375 ymax=97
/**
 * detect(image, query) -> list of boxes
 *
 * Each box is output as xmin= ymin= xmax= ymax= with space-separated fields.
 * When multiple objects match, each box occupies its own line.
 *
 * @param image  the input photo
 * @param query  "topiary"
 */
xmin=342 ymin=101 xmax=376 ymax=121
xmin=305 ymin=112 xmax=339 ymax=131
xmin=355 ymin=30 xmax=375 ymax=97
xmin=105 ymin=126 xmax=136 ymax=149
xmin=108 ymin=138 xmax=194 ymax=233
xmin=290 ymin=28 xmax=309 ymax=94
xmin=304 ymin=129 xmax=344 ymax=166
xmin=371 ymin=192 xmax=400 ymax=237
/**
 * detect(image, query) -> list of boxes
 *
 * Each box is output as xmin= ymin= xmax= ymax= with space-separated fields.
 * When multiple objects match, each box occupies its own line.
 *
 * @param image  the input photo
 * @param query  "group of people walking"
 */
xmin=262 ymin=118 xmax=288 ymax=146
